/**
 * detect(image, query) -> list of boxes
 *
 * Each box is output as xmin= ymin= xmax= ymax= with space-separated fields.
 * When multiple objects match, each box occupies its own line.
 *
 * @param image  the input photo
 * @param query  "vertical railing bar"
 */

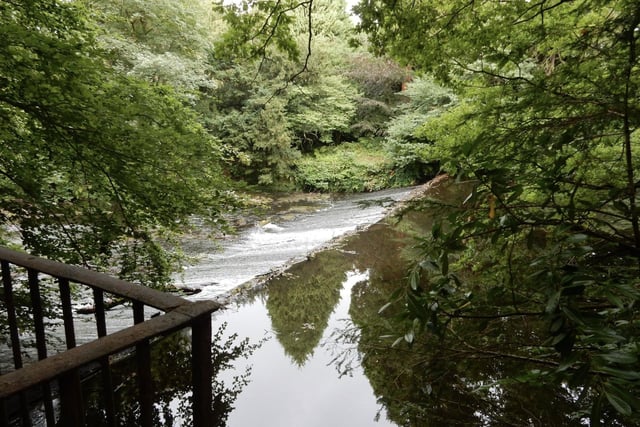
xmin=27 ymin=269 xmax=55 ymax=427
xmin=27 ymin=269 xmax=47 ymax=360
xmin=191 ymin=314 xmax=213 ymax=427
xmin=133 ymin=301 xmax=153 ymax=427
xmin=133 ymin=300 xmax=144 ymax=325
xmin=58 ymin=278 xmax=76 ymax=350
xmin=1 ymin=261 xmax=23 ymax=370
xmin=100 ymin=357 xmax=117 ymax=427
xmin=0 ymin=366 xmax=6 ymax=427
xmin=0 ymin=399 xmax=6 ymax=427
xmin=58 ymin=369 xmax=85 ymax=426
xmin=1 ymin=260 xmax=31 ymax=425
xmin=136 ymin=340 xmax=153 ymax=427
xmin=93 ymin=288 xmax=107 ymax=338
xmin=93 ymin=287 xmax=116 ymax=425
xmin=58 ymin=278 xmax=84 ymax=425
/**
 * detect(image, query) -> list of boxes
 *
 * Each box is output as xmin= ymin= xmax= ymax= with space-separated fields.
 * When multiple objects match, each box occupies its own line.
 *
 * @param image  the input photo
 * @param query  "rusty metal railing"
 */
xmin=0 ymin=246 xmax=221 ymax=427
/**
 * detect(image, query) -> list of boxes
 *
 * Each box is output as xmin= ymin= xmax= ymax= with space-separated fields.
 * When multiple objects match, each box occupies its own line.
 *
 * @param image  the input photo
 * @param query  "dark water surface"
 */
xmin=209 ymin=181 xmax=590 ymax=427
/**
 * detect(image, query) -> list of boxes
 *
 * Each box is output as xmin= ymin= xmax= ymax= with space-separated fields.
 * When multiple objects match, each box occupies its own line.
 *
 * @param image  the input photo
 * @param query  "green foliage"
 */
xmin=386 ymin=77 xmax=455 ymax=145
xmin=345 ymin=54 xmax=408 ymax=137
xmin=213 ymin=0 xmax=304 ymax=64
xmin=0 ymin=0 xmax=232 ymax=286
xmin=210 ymin=0 xmax=364 ymax=185
xmin=294 ymin=141 xmax=399 ymax=192
xmin=85 ymin=0 xmax=218 ymax=100
xmin=382 ymin=77 xmax=457 ymax=183
xmin=288 ymin=74 xmax=358 ymax=147
xmin=356 ymin=0 xmax=640 ymax=421
xmin=218 ymin=92 xmax=300 ymax=186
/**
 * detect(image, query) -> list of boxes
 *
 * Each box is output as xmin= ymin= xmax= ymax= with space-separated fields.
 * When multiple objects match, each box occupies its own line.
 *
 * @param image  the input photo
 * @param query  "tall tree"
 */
xmin=85 ymin=0 xmax=219 ymax=101
xmin=211 ymin=0 xmax=360 ymax=185
xmin=0 ymin=0 xmax=232 ymax=286
xmin=357 ymin=0 xmax=640 ymax=422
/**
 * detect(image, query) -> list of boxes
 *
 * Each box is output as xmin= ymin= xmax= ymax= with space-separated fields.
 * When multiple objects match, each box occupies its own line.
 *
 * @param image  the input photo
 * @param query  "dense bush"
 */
xmin=293 ymin=140 xmax=432 ymax=192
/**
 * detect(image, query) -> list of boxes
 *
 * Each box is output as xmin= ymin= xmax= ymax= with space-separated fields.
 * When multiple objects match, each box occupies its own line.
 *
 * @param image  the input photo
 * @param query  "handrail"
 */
xmin=0 ymin=300 xmax=220 ymax=398
xmin=0 ymin=246 xmax=187 ymax=311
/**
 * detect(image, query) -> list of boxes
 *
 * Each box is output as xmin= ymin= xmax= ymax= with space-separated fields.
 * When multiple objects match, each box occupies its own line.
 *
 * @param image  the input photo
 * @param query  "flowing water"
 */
xmin=177 ymin=188 xmax=413 ymax=301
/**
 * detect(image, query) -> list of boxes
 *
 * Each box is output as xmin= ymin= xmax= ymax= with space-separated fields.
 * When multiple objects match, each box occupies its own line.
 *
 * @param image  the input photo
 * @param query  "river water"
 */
xmin=9 ymin=181 xmax=598 ymax=425
xmin=195 ymin=180 xmax=592 ymax=427
xmin=176 ymin=188 xmax=413 ymax=301
xmin=178 ymin=187 xmax=418 ymax=426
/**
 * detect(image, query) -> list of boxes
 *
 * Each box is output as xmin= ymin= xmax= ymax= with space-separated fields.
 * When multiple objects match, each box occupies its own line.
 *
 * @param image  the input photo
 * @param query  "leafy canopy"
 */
xmin=0 ymin=0 xmax=232 ymax=286
xmin=357 ymin=0 xmax=640 ymax=423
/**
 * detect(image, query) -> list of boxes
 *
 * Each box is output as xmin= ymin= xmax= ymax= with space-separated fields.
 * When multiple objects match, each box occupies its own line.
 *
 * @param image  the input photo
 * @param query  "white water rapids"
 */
xmin=177 ymin=187 xmax=415 ymax=301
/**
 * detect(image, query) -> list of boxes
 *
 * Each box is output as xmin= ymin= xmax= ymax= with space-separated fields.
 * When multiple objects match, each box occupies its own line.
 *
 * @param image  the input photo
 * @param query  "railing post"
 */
xmin=92 ymin=288 xmax=117 ymax=426
xmin=58 ymin=369 xmax=85 ymax=426
xmin=58 ymin=278 xmax=76 ymax=349
xmin=0 ymin=370 xmax=6 ymax=427
xmin=27 ymin=269 xmax=55 ymax=426
xmin=192 ymin=313 xmax=213 ymax=427
xmin=1 ymin=261 xmax=22 ymax=369
xmin=1 ymin=261 xmax=31 ymax=425
xmin=134 ymin=301 xmax=153 ymax=427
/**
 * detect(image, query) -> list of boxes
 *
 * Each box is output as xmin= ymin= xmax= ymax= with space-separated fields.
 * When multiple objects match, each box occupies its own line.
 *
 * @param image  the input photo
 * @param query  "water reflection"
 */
xmin=220 ymin=187 xmax=596 ymax=426
xmin=82 ymin=324 xmax=257 ymax=426
xmin=266 ymin=250 xmax=353 ymax=365
xmin=334 ymin=199 xmax=590 ymax=426
xmin=215 ymin=269 xmax=397 ymax=426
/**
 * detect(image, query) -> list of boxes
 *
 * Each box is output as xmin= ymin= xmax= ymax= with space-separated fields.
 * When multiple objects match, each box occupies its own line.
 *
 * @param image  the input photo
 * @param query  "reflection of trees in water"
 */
xmin=83 ymin=323 xmax=257 ymax=426
xmin=337 ymin=223 xmax=589 ymax=426
xmin=266 ymin=251 xmax=350 ymax=366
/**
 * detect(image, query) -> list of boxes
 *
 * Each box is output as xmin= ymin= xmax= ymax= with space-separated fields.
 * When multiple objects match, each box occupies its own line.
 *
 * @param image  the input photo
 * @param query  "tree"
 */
xmin=85 ymin=0 xmax=219 ymax=103
xmin=345 ymin=53 xmax=408 ymax=137
xmin=210 ymin=0 xmax=360 ymax=185
xmin=356 ymin=0 xmax=640 ymax=422
xmin=0 ymin=0 xmax=232 ymax=286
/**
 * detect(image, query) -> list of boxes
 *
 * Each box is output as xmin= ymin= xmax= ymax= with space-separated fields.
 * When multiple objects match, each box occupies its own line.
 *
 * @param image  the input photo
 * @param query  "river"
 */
xmin=176 ymin=187 xmax=414 ymax=301
xmin=185 ymin=180 xmax=590 ymax=427
xmin=180 ymin=187 xmax=416 ymax=426
xmin=10 ymin=180 xmax=596 ymax=426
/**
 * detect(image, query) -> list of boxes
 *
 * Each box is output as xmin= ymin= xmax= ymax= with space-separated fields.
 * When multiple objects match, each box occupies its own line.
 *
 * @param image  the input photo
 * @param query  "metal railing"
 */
xmin=0 ymin=246 xmax=221 ymax=427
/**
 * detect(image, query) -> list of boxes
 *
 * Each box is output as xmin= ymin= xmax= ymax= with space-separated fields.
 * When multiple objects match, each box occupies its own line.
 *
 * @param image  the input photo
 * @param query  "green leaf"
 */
xmin=439 ymin=251 xmax=449 ymax=275
xmin=549 ymin=316 xmax=564 ymax=334
xmin=432 ymin=222 xmax=442 ymax=239
xmin=567 ymin=234 xmax=588 ymax=244
xmin=597 ymin=367 xmax=640 ymax=381
xmin=598 ymin=351 xmax=638 ymax=365
xmin=545 ymin=290 xmax=562 ymax=314
xmin=604 ymin=384 xmax=633 ymax=416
